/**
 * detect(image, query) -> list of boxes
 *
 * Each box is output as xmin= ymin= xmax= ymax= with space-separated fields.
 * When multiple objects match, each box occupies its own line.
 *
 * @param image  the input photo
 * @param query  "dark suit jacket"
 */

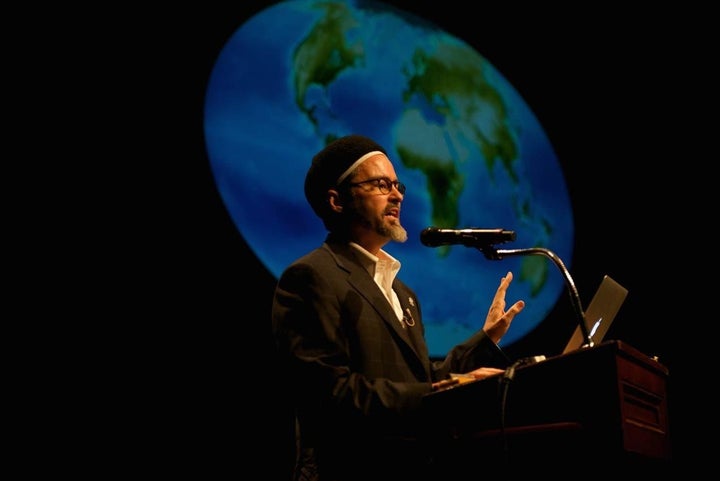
xmin=272 ymin=234 xmax=509 ymax=481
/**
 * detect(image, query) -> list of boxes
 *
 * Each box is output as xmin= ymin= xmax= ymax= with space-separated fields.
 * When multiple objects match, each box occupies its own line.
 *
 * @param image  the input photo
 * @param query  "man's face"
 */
xmin=345 ymin=153 xmax=408 ymax=250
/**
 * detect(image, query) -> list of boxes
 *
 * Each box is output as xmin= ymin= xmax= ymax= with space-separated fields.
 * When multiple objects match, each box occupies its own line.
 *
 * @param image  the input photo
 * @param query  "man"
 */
xmin=271 ymin=134 xmax=525 ymax=481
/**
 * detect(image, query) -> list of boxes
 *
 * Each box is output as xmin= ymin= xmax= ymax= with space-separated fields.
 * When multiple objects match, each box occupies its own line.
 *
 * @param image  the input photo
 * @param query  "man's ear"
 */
xmin=328 ymin=188 xmax=343 ymax=213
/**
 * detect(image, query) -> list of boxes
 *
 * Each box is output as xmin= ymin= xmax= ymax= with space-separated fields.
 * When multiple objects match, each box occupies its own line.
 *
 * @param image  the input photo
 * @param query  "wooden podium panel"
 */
xmin=421 ymin=341 xmax=671 ymax=472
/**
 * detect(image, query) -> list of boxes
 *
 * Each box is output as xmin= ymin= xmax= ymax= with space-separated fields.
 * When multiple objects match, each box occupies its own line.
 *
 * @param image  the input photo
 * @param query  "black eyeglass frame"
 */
xmin=347 ymin=177 xmax=406 ymax=195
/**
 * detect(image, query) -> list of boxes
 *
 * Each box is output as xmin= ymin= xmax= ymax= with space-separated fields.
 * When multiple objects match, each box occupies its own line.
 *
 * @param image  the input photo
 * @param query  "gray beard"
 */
xmin=386 ymin=223 xmax=408 ymax=243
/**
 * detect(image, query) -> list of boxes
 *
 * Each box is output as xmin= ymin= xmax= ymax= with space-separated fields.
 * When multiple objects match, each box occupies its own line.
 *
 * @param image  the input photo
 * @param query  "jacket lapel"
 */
xmin=326 ymin=242 xmax=425 ymax=365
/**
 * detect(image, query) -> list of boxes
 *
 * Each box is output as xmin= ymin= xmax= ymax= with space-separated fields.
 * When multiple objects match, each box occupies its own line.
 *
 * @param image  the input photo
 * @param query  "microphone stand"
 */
xmin=479 ymin=245 xmax=593 ymax=348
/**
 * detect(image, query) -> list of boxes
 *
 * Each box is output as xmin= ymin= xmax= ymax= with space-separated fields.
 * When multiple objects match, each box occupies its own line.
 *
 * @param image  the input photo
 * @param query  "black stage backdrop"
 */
xmin=121 ymin=1 xmax=693 ymax=475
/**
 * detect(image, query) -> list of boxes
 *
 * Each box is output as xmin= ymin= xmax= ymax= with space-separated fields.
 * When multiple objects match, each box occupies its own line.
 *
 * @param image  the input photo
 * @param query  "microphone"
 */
xmin=420 ymin=227 xmax=516 ymax=247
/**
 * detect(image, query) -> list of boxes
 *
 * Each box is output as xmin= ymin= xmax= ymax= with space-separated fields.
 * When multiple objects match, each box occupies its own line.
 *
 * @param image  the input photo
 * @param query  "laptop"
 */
xmin=562 ymin=275 xmax=628 ymax=354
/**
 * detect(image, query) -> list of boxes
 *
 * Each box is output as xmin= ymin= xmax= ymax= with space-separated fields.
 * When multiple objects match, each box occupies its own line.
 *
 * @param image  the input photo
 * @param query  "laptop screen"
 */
xmin=562 ymin=275 xmax=628 ymax=355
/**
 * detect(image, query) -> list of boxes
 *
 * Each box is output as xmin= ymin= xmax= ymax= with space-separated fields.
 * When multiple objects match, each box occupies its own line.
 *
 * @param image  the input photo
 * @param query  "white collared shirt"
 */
xmin=349 ymin=242 xmax=404 ymax=321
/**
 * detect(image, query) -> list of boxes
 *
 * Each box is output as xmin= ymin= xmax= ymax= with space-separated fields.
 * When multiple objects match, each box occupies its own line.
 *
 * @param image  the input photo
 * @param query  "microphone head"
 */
xmin=420 ymin=227 xmax=516 ymax=247
xmin=419 ymin=227 xmax=447 ymax=247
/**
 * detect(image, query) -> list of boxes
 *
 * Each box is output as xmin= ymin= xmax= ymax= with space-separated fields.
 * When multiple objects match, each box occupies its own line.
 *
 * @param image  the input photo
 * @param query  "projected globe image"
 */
xmin=203 ymin=0 xmax=574 ymax=357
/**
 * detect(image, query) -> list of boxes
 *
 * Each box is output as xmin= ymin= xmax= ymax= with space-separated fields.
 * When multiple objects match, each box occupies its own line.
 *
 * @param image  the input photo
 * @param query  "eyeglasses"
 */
xmin=348 ymin=177 xmax=406 ymax=195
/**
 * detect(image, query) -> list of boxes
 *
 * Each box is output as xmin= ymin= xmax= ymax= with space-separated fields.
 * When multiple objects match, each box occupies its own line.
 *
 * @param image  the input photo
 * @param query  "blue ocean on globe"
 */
xmin=203 ymin=0 xmax=574 ymax=357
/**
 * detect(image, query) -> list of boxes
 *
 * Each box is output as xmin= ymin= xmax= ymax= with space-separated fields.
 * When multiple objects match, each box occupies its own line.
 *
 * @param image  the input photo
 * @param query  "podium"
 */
xmin=422 ymin=340 xmax=671 ymax=472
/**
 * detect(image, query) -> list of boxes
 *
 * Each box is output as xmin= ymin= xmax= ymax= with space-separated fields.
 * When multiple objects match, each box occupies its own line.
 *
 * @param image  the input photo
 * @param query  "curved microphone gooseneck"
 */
xmin=479 ymin=245 xmax=591 ymax=348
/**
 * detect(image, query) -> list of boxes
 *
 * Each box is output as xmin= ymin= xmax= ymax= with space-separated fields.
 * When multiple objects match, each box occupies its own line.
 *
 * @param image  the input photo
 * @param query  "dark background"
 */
xmin=123 ymin=1 xmax=693 ymax=474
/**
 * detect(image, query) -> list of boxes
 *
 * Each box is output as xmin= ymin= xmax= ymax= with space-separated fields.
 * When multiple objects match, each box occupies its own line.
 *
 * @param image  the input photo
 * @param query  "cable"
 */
xmin=497 ymin=356 xmax=546 ymax=466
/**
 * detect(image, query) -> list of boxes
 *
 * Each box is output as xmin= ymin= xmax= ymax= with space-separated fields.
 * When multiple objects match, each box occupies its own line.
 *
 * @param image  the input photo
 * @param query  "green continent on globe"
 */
xmin=292 ymin=1 xmax=363 ymax=128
